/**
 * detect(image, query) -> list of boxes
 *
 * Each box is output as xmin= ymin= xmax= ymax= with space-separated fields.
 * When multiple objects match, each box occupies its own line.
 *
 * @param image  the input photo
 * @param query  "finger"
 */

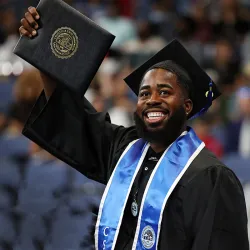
xmin=25 ymin=11 xmax=38 ymax=30
xmin=28 ymin=6 xmax=40 ymax=20
xmin=19 ymin=26 xmax=32 ymax=38
xmin=21 ymin=18 xmax=37 ymax=36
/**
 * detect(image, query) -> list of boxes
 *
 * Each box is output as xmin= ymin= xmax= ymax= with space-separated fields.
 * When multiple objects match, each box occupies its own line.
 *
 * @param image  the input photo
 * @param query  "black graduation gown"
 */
xmin=22 ymin=86 xmax=249 ymax=250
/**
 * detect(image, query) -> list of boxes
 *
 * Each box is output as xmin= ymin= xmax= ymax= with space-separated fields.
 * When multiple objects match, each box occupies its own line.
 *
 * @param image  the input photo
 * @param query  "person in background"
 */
xmin=212 ymin=0 xmax=250 ymax=44
xmin=225 ymin=86 xmax=250 ymax=157
xmin=147 ymin=0 xmax=177 ymax=42
xmin=0 ymin=68 xmax=43 ymax=139
xmin=192 ymin=115 xmax=224 ymax=158
xmin=0 ymin=69 xmax=43 ymax=160
xmin=121 ymin=19 xmax=166 ymax=55
xmin=12 ymin=69 xmax=43 ymax=102
xmin=203 ymin=38 xmax=240 ymax=87
xmin=96 ymin=1 xmax=137 ymax=50
xmin=191 ymin=4 xmax=213 ymax=43
xmin=73 ymin=0 xmax=107 ymax=21
xmin=0 ymin=7 xmax=18 ymax=57
xmin=174 ymin=15 xmax=204 ymax=64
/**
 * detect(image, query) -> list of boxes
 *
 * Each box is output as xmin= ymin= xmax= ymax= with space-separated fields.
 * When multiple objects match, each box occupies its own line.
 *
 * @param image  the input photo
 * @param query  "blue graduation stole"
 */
xmin=95 ymin=128 xmax=205 ymax=250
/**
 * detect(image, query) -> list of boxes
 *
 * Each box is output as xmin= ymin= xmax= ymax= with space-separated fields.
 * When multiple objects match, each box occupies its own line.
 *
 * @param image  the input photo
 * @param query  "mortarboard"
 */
xmin=13 ymin=0 xmax=115 ymax=98
xmin=124 ymin=39 xmax=221 ymax=119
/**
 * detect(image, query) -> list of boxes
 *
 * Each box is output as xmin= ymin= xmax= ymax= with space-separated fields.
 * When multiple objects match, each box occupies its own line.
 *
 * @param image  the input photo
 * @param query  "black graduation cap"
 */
xmin=124 ymin=39 xmax=221 ymax=119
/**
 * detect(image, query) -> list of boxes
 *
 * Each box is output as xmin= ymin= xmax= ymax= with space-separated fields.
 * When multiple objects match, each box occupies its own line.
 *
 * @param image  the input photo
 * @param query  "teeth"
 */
xmin=147 ymin=112 xmax=165 ymax=118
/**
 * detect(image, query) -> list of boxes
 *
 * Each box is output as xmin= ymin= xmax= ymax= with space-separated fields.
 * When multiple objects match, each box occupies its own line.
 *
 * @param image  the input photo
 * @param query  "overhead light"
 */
xmin=12 ymin=61 xmax=24 ymax=76
xmin=1 ymin=62 xmax=13 ymax=76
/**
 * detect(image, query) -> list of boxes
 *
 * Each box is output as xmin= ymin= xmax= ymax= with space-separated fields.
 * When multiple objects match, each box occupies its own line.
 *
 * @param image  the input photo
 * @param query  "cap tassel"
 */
xmin=189 ymin=81 xmax=213 ymax=120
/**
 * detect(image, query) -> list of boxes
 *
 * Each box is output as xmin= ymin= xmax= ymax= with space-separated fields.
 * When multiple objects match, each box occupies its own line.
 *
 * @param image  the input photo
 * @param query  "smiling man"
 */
xmin=18 ymin=7 xmax=249 ymax=250
xmin=133 ymin=61 xmax=193 ymax=153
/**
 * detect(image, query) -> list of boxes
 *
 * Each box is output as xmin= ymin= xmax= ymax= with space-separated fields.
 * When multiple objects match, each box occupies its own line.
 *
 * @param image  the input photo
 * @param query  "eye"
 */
xmin=139 ymin=91 xmax=150 ymax=98
xmin=160 ymin=90 xmax=170 ymax=96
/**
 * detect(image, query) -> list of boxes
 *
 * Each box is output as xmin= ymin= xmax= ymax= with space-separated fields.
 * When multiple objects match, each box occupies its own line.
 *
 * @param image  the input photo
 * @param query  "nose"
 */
xmin=146 ymin=92 xmax=162 ymax=106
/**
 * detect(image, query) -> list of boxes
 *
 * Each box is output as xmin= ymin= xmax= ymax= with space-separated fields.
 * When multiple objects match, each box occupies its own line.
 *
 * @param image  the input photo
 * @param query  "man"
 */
xmin=18 ymin=7 xmax=249 ymax=250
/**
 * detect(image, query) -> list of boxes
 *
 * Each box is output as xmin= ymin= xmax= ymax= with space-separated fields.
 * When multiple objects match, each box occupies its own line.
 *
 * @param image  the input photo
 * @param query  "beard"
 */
xmin=134 ymin=105 xmax=187 ymax=146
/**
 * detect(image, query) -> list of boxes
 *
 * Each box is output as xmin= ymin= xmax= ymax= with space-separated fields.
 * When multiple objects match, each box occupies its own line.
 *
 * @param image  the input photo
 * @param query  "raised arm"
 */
xmin=19 ymin=7 xmax=56 ymax=99
xmin=18 ymin=7 xmax=138 ymax=184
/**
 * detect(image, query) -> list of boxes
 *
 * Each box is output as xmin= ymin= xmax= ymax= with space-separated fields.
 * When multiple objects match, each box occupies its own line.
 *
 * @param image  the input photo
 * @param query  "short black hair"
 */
xmin=141 ymin=60 xmax=194 ymax=100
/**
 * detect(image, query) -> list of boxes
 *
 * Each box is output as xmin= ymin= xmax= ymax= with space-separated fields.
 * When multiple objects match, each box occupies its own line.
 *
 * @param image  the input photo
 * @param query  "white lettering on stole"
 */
xmin=104 ymin=227 xmax=109 ymax=236
xmin=102 ymin=227 xmax=109 ymax=249
xmin=103 ymin=240 xmax=106 ymax=249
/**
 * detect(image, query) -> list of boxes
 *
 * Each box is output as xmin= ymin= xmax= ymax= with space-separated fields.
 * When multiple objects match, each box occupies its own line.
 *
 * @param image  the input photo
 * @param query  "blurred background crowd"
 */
xmin=0 ymin=0 xmax=250 ymax=249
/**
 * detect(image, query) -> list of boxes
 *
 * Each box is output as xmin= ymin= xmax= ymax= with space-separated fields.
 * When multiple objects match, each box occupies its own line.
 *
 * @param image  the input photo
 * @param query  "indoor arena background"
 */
xmin=0 ymin=0 xmax=250 ymax=249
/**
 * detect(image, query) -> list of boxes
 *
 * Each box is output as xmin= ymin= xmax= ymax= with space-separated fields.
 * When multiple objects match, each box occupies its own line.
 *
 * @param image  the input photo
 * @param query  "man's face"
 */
xmin=134 ymin=68 xmax=192 ymax=143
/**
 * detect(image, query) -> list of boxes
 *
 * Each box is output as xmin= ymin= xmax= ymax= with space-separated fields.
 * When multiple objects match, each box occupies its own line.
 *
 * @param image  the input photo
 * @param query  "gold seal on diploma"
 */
xmin=50 ymin=27 xmax=78 ymax=59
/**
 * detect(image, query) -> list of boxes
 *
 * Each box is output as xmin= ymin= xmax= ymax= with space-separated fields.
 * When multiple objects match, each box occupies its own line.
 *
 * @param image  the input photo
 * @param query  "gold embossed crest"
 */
xmin=50 ymin=27 xmax=78 ymax=59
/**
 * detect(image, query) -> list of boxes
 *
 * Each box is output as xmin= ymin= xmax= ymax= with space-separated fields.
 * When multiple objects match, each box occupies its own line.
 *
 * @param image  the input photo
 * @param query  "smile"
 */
xmin=144 ymin=111 xmax=169 ymax=124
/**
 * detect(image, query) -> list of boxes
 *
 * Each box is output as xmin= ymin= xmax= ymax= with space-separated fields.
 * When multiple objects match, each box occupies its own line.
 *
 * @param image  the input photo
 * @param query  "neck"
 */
xmin=150 ymin=125 xmax=187 ymax=153
xmin=150 ymin=143 xmax=167 ymax=153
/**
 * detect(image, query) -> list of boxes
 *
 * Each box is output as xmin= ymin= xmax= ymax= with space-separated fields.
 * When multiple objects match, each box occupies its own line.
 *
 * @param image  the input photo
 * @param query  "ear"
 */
xmin=184 ymin=98 xmax=193 ymax=117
